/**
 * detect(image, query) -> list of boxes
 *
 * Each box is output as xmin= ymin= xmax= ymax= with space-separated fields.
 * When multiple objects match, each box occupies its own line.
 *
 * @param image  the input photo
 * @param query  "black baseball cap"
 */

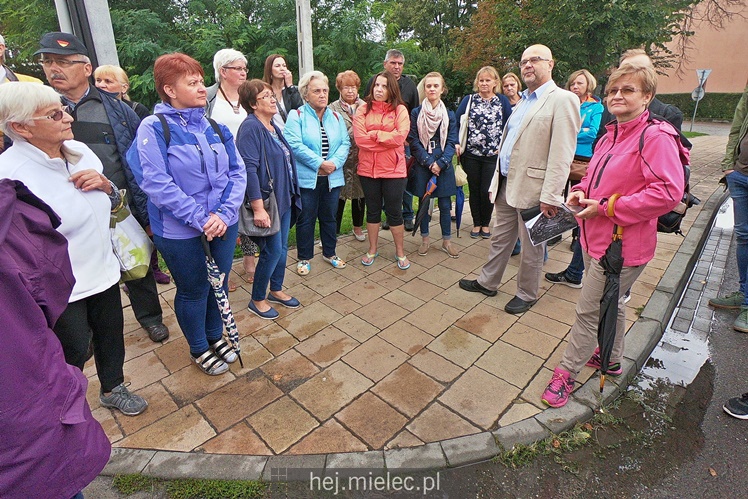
xmin=34 ymin=32 xmax=89 ymax=57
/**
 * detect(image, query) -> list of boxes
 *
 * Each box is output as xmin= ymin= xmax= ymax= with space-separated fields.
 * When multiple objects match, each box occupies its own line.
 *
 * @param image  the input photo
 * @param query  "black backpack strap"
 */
xmin=207 ymin=117 xmax=226 ymax=143
xmin=155 ymin=113 xmax=171 ymax=147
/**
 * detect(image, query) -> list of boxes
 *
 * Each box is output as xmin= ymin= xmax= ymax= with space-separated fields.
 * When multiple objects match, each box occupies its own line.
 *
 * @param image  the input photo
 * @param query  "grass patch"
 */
xmin=166 ymin=478 xmax=267 ymax=499
xmin=112 ymin=474 xmax=157 ymax=495
xmin=634 ymin=305 xmax=645 ymax=317
xmin=683 ymin=131 xmax=708 ymax=139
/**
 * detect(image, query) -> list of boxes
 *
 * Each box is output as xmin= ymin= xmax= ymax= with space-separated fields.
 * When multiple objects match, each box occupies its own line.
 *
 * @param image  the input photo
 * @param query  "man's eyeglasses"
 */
xmin=606 ymin=87 xmax=642 ymax=97
xmin=223 ymin=66 xmax=248 ymax=73
xmin=519 ymin=56 xmax=550 ymax=67
xmin=39 ymin=59 xmax=88 ymax=68
xmin=31 ymin=110 xmax=65 ymax=122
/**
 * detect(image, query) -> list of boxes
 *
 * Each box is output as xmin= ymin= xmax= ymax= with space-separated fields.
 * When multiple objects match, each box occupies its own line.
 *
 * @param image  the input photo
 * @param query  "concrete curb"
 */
xmin=100 ymin=188 xmax=730 ymax=481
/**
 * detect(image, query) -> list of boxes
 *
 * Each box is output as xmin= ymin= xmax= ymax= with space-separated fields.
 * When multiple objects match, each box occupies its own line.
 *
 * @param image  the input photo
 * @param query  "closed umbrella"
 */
xmin=411 ymin=174 xmax=438 ymax=237
xmin=597 ymin=225 xmax=624 ymax=393
xmin=454 ymin=186 xmax=465 ymax=237
xmin=201 ymin=235 xmax=244 ymax=367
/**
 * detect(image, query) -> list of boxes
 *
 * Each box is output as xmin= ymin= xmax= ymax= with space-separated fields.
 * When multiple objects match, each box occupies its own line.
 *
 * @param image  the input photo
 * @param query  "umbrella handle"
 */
xmin=200 ymin=234 xmax=213 ymax=260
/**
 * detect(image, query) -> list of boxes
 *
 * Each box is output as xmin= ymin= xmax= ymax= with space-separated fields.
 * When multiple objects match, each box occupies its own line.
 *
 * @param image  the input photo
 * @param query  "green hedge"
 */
xmin=658 ymin=93 xmax=742 ymax=121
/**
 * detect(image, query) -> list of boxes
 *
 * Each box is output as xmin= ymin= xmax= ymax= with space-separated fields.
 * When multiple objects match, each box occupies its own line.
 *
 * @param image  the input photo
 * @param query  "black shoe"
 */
xmin=504 ymin=296 xmax=537 ymax=314
xmin=404 ymin=219 xmax=415 ymax=232
xmin=547 ymin=235 xmax=562 ymax=246
xmin=724 ymin=393 xmax=748 ymax=419
xmin=145 ymin=323 xmax=169 ymax=342
xmin=545 ymin=271 xmax=582 ymax=288
xmin=459 ymin=279 xmax=497 ymax=297
xmin=382 ymin=220 xmax=390 ymax=230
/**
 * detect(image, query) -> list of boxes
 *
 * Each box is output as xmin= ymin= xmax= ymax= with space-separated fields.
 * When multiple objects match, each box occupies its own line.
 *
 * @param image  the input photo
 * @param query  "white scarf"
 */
xmin=417 ymin=98 xmax=449 ymax=154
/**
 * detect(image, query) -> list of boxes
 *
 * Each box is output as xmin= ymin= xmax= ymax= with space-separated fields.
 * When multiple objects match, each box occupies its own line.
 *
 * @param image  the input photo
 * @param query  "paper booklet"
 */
xmin=524 ymin=204 xmax=581 ymax=246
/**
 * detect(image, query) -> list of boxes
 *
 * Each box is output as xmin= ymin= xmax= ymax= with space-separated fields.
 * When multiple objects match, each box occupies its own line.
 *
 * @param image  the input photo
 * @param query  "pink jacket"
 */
xmin=574 ymin=111 xmax=689 ymax=266
xmin=353 ymin=101 xmax=409 ymax=178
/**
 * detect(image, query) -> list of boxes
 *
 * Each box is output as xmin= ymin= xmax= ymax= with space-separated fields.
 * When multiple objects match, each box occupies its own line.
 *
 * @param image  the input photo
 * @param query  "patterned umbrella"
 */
xmin=412 ymin=174 xmax=438 ymax=237
xmin=201 ymin=235 xmax=243 ymax=367
xmin=454 ymin=186 xmax=465 ymax=237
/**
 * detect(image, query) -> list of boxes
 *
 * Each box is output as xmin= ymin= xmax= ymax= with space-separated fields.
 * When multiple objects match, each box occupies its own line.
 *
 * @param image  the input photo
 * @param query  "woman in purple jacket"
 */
xmin=134 ymin=53 xmax=247 ymax=376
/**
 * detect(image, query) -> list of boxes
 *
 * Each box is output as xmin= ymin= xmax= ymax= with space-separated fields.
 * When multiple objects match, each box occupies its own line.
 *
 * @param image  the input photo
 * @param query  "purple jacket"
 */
xmin=0 ymin=179 xmax=111 ymax=499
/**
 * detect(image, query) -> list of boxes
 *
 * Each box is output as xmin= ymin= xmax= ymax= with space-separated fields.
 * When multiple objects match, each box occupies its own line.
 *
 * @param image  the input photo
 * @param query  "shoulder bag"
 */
xmin=458 ymin=95 xmax=472 ymax=152
xmin=110 ymin=190 xmax=154 ymax=282
xmin=238 ymin=137 xmax=281 ymax=237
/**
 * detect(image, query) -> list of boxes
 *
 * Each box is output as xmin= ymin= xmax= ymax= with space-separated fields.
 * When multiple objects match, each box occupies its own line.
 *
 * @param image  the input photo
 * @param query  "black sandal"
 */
xmin=192 ymin=350 xmax=229 ymax=375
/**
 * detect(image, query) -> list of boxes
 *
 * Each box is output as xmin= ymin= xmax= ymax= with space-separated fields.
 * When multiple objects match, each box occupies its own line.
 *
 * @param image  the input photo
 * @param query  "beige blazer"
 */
xmin=489 ymin=82 xmax=581 ymax=210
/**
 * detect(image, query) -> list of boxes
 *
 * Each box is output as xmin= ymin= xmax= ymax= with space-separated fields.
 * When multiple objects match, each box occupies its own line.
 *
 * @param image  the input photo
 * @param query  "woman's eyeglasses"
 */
xmin=258 ymin=93 xmax=277 ymax=101
xmin=606 ymin=87 xmax=641 ymax=97
xmin=223 ymin=66 xmax=248 ymax=73
xmin=31 ymin=110 xmax=65 ymax=121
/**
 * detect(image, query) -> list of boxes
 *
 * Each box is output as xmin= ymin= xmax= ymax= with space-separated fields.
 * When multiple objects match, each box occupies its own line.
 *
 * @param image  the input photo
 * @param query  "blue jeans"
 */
xmin=419 ymin=196 xmax=452 ymax=239
xmin=566 ymin=238 xmax=585 ymax=281
xmin=252 ymin=208 xmax=292 ymax=302
xmin=727 ymin=170 xmax=748 ymax=305
xmin=297 ymin=176 xmax=341 ymax=260
xmin=154 ymin=224 xmax=239 ymax=357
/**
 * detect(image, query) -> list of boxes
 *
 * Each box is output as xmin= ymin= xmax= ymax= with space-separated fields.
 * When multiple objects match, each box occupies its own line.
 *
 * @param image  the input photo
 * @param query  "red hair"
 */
xmin=154 ymin=53 xmax=204 ymax=104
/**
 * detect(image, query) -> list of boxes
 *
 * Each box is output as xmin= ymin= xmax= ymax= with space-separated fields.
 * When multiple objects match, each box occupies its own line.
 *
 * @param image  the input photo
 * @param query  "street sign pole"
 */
xmin=689 ymin=69 xmax=712 ymax=132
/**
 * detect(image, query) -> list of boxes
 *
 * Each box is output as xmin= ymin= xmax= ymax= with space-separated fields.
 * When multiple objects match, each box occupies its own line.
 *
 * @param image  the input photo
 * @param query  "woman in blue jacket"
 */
xmin=408 ymin=72 xmax=459 ymax=258
xmin=134 ymin=53 xmax=246 ymax=376
xmin=285 ymin=71 xmax=351 ymax=275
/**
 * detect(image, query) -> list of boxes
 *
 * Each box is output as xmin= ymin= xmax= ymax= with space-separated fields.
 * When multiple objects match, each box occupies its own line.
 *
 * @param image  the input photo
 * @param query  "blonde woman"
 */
xmin=501 ymin=72 xmax=523 ymax=109
xmin=94 ymin=65 xmax=149 ymax=120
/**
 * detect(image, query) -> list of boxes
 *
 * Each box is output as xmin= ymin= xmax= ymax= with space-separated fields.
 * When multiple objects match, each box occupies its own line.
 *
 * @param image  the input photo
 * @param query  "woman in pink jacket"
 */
xmin=353 ymin=71 xmax=411 ymax=270
xmin=542 ymin=63 xmax=689 ymax=408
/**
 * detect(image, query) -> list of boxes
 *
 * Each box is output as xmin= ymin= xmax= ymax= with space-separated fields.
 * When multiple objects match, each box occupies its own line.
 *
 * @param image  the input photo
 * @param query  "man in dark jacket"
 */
xmin=36 ymin=32 xmax=169 ymax=342
xmin=364 ymin=49 xmax=419 ymax=231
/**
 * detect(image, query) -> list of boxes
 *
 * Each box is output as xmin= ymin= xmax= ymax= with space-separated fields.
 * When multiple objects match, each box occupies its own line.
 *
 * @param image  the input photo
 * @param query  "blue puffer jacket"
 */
xmin=284 ymin=103 xmax=350 ymax=190
xmin=133 ymin=103 xmax=247 ymax=240
xmin=576 ymin=96 xmax=604 ymax=158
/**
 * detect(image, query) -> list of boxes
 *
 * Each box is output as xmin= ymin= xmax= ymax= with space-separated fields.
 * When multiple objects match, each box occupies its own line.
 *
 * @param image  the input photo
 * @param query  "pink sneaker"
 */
xmin=542 ymin=367 xmax=575 ymax=408
xmin=585 ymin=347 xmax=622 ymax=376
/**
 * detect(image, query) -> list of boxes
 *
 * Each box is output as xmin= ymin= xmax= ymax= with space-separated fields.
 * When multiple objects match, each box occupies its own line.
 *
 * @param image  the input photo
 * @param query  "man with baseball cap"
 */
xmin=36 ymin=32 xmax=169 ymax=345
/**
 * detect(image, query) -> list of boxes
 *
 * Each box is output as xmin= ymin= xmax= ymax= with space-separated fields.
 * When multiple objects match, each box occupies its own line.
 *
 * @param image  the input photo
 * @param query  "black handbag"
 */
xmin=238 ymin=139 xmax=281 ymax=237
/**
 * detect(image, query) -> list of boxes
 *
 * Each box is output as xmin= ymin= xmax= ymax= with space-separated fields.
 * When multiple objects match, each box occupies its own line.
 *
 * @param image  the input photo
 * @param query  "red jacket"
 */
xmin=353 ymin=101 xmax=409 ymax=178
xmin=574 ymin=111 xmax=689 ymax=266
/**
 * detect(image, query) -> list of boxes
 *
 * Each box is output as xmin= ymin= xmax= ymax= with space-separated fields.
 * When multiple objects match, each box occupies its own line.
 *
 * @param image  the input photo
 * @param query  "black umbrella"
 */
xmin=412 ymin=175 xmax=438 ymax=237
xmin=201 ymin=235 xmax=244 ymax=367
xmin=597 ymin=225 xmax=624 ymax=393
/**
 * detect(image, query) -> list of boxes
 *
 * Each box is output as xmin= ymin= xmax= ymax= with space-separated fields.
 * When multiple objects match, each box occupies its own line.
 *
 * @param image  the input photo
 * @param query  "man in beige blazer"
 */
xmin=460 ymin=44 xmax=581 ymax=314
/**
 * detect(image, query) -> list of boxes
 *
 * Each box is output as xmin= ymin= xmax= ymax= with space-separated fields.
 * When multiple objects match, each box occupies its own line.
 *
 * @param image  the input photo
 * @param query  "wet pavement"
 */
xmin=82 ymin=134 xmax=733 ymax=489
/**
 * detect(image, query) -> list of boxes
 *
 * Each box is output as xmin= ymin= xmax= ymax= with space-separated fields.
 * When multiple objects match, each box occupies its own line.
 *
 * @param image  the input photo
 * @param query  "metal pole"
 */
xmin=296 ymin=0 xmax=314 ymax=76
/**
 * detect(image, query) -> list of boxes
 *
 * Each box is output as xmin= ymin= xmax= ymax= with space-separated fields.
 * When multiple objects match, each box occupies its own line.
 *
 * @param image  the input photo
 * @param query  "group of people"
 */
xmin=3 ymin=27 xmax=741 ymax=497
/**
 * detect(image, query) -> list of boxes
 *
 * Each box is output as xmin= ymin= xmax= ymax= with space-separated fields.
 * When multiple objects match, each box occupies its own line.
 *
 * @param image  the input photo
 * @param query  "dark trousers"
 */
xmin=336 ymin=198 xmax=366 ymax=232
xmin=462 ymin=152 xmax=497 ymax=228
xmin=126 ymin=268 xmax=163 ymax=328
xmin=53 ymin=283 xmax=125 ymax=393
xmin=359 ymin=175 xmax=407 ymax=227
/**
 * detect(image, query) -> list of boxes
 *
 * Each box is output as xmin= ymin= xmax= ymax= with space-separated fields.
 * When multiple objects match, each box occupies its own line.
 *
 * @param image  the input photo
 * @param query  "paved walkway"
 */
xmin=90 ymin=135 xmax=729 ymax=478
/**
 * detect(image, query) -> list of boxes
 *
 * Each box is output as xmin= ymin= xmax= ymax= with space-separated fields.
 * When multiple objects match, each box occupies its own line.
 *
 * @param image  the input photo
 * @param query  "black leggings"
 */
xmin=336 ymin=197 xmax=366 ymax=233
xmin=462 ymin=152 xmax=497 ymax=228
xmin=359 ymin=175 xmax=407 ymax=227
xmin=53 ymin=283 xmax=125 ymax=392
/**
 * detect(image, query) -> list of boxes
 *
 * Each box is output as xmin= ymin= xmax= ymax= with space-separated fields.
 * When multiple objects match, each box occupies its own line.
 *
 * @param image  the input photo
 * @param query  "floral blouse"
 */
xmin=466 ymin=93 xmax=507 ymax=157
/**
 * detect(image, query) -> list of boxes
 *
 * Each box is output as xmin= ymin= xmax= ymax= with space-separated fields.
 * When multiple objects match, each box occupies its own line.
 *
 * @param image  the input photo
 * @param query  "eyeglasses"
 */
xmin=606 ymin=87 xmax=641 ymax=97
xmin=341 ymin=86 xmax=358 ymax=92
xmin=223 ymin=66 xmax=248 ymax=73
xmin=519 ymin=56 xmax=550 ymax=67
xmin=39 ymin=59 xmax=88 ymax=68
xmin=31 ymin=109 xmax=65 ymax=121
xmin=258 ymin=93 xmax=277 ymax=101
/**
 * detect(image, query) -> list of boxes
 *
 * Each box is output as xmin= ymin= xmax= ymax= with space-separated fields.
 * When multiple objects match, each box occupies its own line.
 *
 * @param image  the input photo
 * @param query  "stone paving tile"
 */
xmin=259 ymin=349 xmax=320 ymax=393
xmin=438 ymin=366 xmax=520 ymax=430
xmin=406 ymin=402 xmax=480 ymax=442
xmin=290 ymin=361 xmax=373 ymax=420
xmin=385 ymin=429 xmax=425 ymax=450
xmin=427 ymin=326 xmax=491 ymax=368
xmin=517 ymin=310 xmax=572 ymax=340
xmin=225 ymin=336 xmax=274 ymax=377
xmin=287 ymin=419 xmax=368 ymax=455
xmin=303 ymin=271 xmax=355 ymax=297
xmin=437 ymin=250 xmax=486 ymax=275
xmin=337 ymin=278 xmax=390 ymax=306
xmin=294 ymin=326 xmax=359 ymax=368
xmin=352 ymin=297 xmax=409 ymax=331
xmin=455 ymin=302 xmax=517 ymax=342
xmin=251 ymin=322 xmax=298 ymax=356
xmin=382 ymin=288 xmax=426 ymax=312
xmin=122 ymin=351 xmax=169 ymax=392
xmin=519 ymin=367 xmax=555 ymax=410
xmin=408 ymin=349 xmax=464 ymax=384
xmin=161 ymin=365 xmax=236 ymax=406
xmin=320 ymin=291 xmax=362 ymax=316
xmin=199 ymin=422 xmax=272 ymax=455
xmin=402 ymin=301 xmax=467 ymax=337
xmin=498 ymin=401 xmax=542 ymax=427
xmin=529 ymin=295 xmax=579 ymax=326
xmin=196 ymin=375 xmax=283 ymax=432
xmin=92 ymin=406 xmax=123 ymax=443
xmin=372 ymin=363 xmax=444 ymax=418
xmin=476 ymin=340 xmax=546 ymax=389
xmin=247 ymin=396 xmax=319 ymax=454
xmin=336 ymin=392 xmax=408 ymax=449
xmin=277 ymin=301 xmax=343 ymax=341
xmin=116 ymin=405 xmax=216 ymax=452
xmin=153 ymin=336 xmax=192 ymax=374
xmin=418 ymin=265 xmax=466 ymax=290
xmin=379 ymin=321 xmax=433 ymax=356
xmin=123 ymin=329 xmax=161 ymax=363
xmin=342 ymin=336 xmax=409 ymax=382
xmin=398 ymin=277 xmax=445 ymax=301
xmin=501 ymin=322 xmax=563 ymax=359
xmin=434 ymin=283 xmax=488 ymax=313
xmin=116 ymin=382 xmax=179 ymax=436
xmin=333 ymin=313 xmax=381 ymax=342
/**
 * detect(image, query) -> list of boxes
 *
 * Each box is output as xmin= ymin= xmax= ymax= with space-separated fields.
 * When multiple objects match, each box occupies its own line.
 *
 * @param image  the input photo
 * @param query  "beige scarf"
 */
xmin=417 ymin=98 xmax=449 ymax=154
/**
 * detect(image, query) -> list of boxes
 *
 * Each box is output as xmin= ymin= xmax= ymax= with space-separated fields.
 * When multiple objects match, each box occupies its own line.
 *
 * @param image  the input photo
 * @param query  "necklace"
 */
xmin=218 ymin=85 xmax=241 ymax=114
